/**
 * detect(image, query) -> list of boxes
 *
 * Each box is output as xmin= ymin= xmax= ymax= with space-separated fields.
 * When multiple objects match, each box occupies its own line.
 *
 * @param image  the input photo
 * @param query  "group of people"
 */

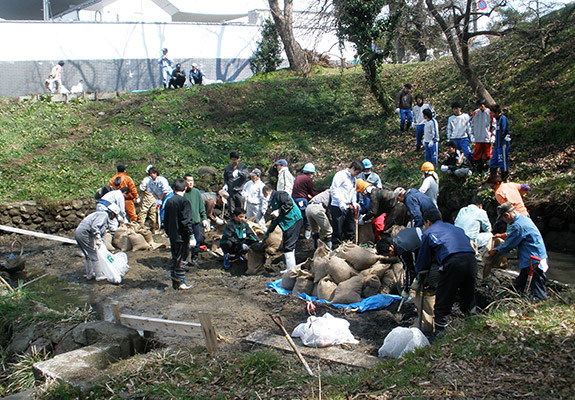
xmin=396 ymin=83 xmax=511 ymax=179
xmin=158 ymin=48 xmax=204 ymax=89
xmin=74 ymin=142 xmax=549 ymax=339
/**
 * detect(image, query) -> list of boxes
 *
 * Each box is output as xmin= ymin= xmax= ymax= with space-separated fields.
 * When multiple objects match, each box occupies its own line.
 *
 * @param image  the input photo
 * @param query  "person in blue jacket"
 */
xmin=415 ymin=209 xmax=477 ymax=337
xmin=489 ymin=104 xmax=511 ymax=181
xmin=489 ymin=201 xmax=549 ymax=300
xmin=262 ymin=185 xmax=303 ymax=272
xmin=394 ymin=187 xmax=438 ymax=228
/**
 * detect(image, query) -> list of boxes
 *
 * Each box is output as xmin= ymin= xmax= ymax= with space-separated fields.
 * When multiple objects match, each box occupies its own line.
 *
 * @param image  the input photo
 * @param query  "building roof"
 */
xmin=0 ymin=0 xmax=88 ymax=20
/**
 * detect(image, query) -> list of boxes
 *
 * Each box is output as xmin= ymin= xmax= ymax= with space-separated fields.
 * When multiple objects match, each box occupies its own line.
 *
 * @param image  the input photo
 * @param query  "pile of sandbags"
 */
xmin=280 ymin=241 xmax=404 ymax=304
xmin=107 ymin=223 xmax=156 ymax=252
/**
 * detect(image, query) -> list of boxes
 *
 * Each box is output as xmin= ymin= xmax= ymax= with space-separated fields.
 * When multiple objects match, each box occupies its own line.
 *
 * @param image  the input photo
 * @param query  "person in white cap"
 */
xmin=189 ymin=63 xmax=204 ymax=85
xmin=275 ymin=159 xmax=294 ymax=196
xmin=292 ymin=163 xmax=319 ymax=239
xmin=242 ymin=168 xmax=267 ymax=230
xmin=75 ymin=204 xmax=120 ymax=280
xmin=158 ymin=48 xmax=173 ymax=89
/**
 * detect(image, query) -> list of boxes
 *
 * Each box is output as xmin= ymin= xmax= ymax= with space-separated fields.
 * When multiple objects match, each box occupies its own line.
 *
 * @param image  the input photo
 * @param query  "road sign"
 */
xmin=478 ymin=0 xmax=487 ymax=10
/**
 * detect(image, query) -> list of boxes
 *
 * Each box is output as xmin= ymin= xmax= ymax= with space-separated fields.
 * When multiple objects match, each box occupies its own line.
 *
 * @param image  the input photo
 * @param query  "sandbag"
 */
xmin=380 ymin=268 xmax=398 ymax=294
xmin=246 ymin=219 xmax=266 ymax=237
xmin=291 ymin=313 xmax=359 ymax=347
xmin=312 ymin=241 xmax=331 ymax=284
xmin=481 ymin=237 xmax=508 ymax=278
xmin=317 ymin=276 xmax=337 ymax=301
xmin=96 ymin=243 xmax=129 ymax=284
xmin=335 ymin=242 xmax=380 ymax=271
xmin=103 ymin=232 xmax=115 ymax=251
xmin=246 ymin=246 xmax=266 ymax=275
xmin=280 ymin=265 xmax=301 ymax=290
xmin=137 ymin=227 xmax=154 ymax=245
xmin=390 ymin=262 xmax=405 ymax=295
xmin=361 ymin=274 xmax=381 ymax=298
xmin=292 ymin=270 xmax=314 ymax=296
xmin=129 ymin=232 xmax=151 ymax=251
xmin=378 ymin=327 xmax=429 ymax=358
xmin=331 ymin=276 xmax=363 ymax=304
xmin=326 ymin=256 xmax=357 ymax=284
xmin=265 ymin=225 xmax=283 ymax=255
xmin=389 ymin=224 xmax=406 ymax=238
xmin=112 ymin=226 xmax=132 ymax=252
xmin=360 ymin=262 xmax=390 ymax=281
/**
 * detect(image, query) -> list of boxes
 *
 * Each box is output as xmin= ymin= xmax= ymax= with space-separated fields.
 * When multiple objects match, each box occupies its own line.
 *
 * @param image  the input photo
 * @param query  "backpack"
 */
xmin=94 ymin=185 xmax=114 ymax=200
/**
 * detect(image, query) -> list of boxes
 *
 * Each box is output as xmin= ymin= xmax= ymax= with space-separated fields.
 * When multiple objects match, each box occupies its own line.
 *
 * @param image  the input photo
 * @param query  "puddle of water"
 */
xmin=26 ymin=275 xmax=89 ymax=312
xmin=546 ymin=252 xmax=574 ymax=285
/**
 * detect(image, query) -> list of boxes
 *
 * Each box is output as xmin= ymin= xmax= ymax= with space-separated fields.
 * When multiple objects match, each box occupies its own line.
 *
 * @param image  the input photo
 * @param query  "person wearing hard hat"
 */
xmin=419 ymin=162 xmax=439 ymax=207
xmin=292 ymin=163 xmax=319 ymax=239
xmin=75 ymin=204 xmax=120 ymax=280
xmin=357 ymin=158 xmax=382 ymax=189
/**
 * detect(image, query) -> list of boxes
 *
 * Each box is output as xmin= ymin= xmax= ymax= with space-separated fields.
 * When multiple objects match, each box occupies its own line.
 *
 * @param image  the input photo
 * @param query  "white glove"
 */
xmin=202 ymin=220 xmax=209 ymax=229
xmin=441 ymin=165 xmax=449 ymax=172
xmin=215 ymin=216 xmax=224 ymax=225
xmin=490 ymin=135 xmax=496 ymax=144
xmin=395 ymin=108 xmax=400 ymax=114
xmin=358 ymin=216 xmax=365 ymax=225
xmin=156 ymin=199 xmax=162 ymax=206
xmin=504 ymin=134 xmax=511 ymax=142
xmin=232 ymin=169 xmax=239 ymax=178
xmin=135 ymin=197 xmax=141 ymax=204
xmin=189 ymin=236 xmax=197 ymax=248
xmin=470 ymin=135 xmax=476 ymax=143
xmin=271 ymin=210 xmax=280 ymax=218
xmin=241 ymin=243 xmax=250 ymax=252
xmin=222 ymin=184 xmax=228 ymax=192
xmin=401 ymin=289 xmax=409 ymax=301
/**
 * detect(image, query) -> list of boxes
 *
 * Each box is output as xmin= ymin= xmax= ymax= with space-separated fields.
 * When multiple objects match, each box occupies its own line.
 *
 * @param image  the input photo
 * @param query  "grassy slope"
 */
xmin=0 ymin=7 xmax=574 ymax=210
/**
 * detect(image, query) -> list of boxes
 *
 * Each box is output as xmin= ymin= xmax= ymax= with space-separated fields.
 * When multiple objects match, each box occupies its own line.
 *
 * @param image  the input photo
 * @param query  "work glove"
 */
xmin=401 ymin=289 xmax=409 ymax=301
xmin=358 ymin=215 xmax=365 ymax=225
xmin=395 ymin=108 xmax=400 ymax=114
xmin=470 ymin=135 xmax=476 ymax=143
xmin=440 ymin=165 xmax=449 ymax=172
xmin=504 ymin=134 xmax=511 ymax=142
xmin=202 ymin=220 xmax=210 ymax=229
xmin=156 ymin=199 xmax=162 ymax=206
xmin=271 ymin=210 xmax=280 ymax=218
xmin=189 ymin=236 xmax=197 ymax=248
xmin=135 ymin=197 xmax=141 ymax=204
xmin=488 ymin=249 xmax=497 ymax=257
xmin=241 ymin=243 xmax=250 ymax=252
xmin=222 ymin=184 xmax=228 ymax=192
xmin=215 ymin=216 xmax=224 ymax=225
xmin=232 ymin=169 xmax=239 ymax=178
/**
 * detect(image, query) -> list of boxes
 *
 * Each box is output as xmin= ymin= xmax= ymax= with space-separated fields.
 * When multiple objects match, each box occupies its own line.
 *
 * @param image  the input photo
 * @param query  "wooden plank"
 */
xmin=245 ymin=330 xmax=380 ymax=369
xmin=0 ymin=225 xmax=76 ymax=245
xmin=198 ymin=312 xmax=218 ymax=354
xmin=118 ymin=314 xmax=203 ymax=338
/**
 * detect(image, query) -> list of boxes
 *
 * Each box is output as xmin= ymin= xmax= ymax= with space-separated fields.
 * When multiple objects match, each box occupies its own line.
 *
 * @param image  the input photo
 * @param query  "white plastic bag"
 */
xmin=291 ymin=313 xmax=358 ymax=348
xmin=378 ymin=327 xmax=429 ymax=358
xmin=96 ymin=243 xmax=129 ymax=284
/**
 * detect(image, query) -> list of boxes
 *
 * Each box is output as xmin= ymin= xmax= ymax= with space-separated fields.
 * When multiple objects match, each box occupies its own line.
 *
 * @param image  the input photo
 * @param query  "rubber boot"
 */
xmin=312 ymin=234 xmax=319 ymax=249
xmin=282 ymin=250 xmax=296 ymax=273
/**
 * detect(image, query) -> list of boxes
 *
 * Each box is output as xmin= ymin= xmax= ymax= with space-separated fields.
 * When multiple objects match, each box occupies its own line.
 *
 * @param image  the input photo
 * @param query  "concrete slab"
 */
xmin=96 ymin=92 xmax=117 ymax=100
xmin=245 ymin=330 xmax=380 ymax=369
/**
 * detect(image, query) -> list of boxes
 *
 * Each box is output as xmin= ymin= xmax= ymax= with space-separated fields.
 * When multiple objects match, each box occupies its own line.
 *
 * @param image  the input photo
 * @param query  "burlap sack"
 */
xmin=317 ymin=276 xmax=337 ymax=301
xmin=292 ymin=269 xmax=314 ymax=296
xmin=103 ymin=232 xmax=115 ymax=251
xmin=361 ymin=274 xmax=381 ymax=298
xmin=360 ymin=262 xmax=390 ymax=281
xmin=331 ymin=276 xmax=363 ymax=304
xmin=246 ymin=246 xmax=266 ymax=275
xmin=389 ymin=225 xmax=406 ymax=238
xmin=481 ymin=237 xmax=508 ymax=278
xmin=129 ymin=232 xmax=151 ymax=251
xmin=312 ymin=241 xmax=331 ymax=283
xmin=389 ymin=262 xmax=405 ymax=295
xmin=335 ymin=242 xmax=380 ymax=271
xmin=326 ymin=256 xmax=358 ymax=284
xmin=137 ymin=227 xmax=154 ymax=245
xmin=280 ymin=265 xmax=301 ymax=290
xmin=246 ymin=219 xmax=266 ymax=237
xmin=112 ymin=226 xmax=132 ymax=252
xmin=265 ymin=225 xmax=283 ymax=255
xmin=380 ymin=268 xmax=397 ymax=294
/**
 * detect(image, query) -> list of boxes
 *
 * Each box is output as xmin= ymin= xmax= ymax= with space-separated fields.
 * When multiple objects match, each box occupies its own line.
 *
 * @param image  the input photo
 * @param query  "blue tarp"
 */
xmin=267 ymin=279 xmax=401 ymax=313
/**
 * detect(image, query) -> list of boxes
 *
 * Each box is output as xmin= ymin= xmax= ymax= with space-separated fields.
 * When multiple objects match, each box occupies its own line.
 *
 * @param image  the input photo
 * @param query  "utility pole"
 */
xmin=43 ymin=0 xmax=51 ymax=20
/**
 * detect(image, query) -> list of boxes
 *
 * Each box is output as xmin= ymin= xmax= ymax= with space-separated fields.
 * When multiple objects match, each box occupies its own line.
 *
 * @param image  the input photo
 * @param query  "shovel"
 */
xmin=525 ymin=255 xmax=541 ymax=296
xmin=270 ymin=314 xmax=315 ymax=376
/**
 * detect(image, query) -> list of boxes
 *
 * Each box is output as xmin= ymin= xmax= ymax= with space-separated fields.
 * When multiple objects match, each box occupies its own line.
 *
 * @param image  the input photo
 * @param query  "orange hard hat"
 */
xmin=421 ymin=162 xmax=435 ymax=172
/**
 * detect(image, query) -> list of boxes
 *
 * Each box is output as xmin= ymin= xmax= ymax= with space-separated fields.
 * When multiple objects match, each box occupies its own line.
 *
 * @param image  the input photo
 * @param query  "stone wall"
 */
xmin=0 ymin=199 xmax=94 ymax=234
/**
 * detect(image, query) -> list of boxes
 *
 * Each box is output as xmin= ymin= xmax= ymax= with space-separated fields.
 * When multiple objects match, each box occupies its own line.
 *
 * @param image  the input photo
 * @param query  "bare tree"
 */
xmin=268 ymin=0 xmax=311 ymax=73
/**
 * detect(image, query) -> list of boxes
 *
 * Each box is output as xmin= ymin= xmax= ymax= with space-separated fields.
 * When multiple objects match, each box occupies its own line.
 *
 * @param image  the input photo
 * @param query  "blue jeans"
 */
xmin=415 ymin=124 xmax=424 ymax=147
xmin=399 ymin=109 xmax=413 ymax=131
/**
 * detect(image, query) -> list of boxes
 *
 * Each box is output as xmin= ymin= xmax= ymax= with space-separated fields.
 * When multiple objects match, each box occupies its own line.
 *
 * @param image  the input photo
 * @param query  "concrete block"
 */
xmin=96 ymin=92 xmax=117 ymax=100
xmin=51 ymin=94 xmax=67 ymax=103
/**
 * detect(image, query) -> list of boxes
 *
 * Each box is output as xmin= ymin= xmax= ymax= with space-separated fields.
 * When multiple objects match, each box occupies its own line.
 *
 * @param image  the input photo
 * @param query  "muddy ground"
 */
xmin=0 ymin=227 xmax=544 ymax=365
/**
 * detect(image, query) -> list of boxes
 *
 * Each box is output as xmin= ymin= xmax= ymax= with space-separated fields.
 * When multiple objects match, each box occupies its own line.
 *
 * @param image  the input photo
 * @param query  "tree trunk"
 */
xmin=268 ymin=0 xmax=310 ymax=73
xmin=414 ymin=0 xmax=428 ymax=61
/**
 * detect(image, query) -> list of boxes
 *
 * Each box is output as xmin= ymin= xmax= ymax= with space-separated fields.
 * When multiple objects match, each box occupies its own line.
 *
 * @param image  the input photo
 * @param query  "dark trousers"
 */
xmin=282 ymin=219 xmax=303 ymax=252
xmin=190 ymin=222 xmax=204 ymax=259
xmin=514 ymin=267 xmax=547 ymax=300
xmin=330 ymin=205 xmax=355 ymax=246
xmin=293 ymin=198 xmax=309 ymax=228
xmin=434 ymin=253 xmax=477 ymax=331
xmin=170 ymin=239 xmax=189 ymax=283
xmin=229 ymin=192 xmax=244 ymax=216
xmin=221 ymin=241 xmax=243 ymax=256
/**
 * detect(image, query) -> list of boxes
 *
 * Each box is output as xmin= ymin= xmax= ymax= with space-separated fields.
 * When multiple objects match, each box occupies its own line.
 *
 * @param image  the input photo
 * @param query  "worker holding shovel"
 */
xmin=488 ymin=201 xmax=549 ymax=300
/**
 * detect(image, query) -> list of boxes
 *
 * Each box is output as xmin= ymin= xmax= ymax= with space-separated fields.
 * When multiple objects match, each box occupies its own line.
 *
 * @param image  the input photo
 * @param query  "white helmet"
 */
xmin=107 ymin=203 xmax=120 ymax=216
xmin=302 ymin=163 xmax=316 ymax=174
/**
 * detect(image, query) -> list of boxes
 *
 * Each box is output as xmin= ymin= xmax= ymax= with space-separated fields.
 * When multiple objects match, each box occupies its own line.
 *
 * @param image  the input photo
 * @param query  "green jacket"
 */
xmin=184 ymin=188 xmax=207 ymax=224
xmin=220 ymin=219 xmax=258 ymax=247
xmin=268 ymin=190 xmax=302 ymax=232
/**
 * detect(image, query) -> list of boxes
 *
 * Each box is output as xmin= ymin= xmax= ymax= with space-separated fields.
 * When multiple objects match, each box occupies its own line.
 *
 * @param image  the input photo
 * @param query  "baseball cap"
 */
xmin=496 ymin=201 xmax=514 ymax=221
xmin=274 ymin=159 xmax=288 ymax=167
xmin=250 ymin=168 xmax=262 ymax=177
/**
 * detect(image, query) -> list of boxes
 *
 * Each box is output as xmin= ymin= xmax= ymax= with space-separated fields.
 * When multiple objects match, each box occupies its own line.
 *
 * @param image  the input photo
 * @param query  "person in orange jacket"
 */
xmin=110 ymin=164 xmax=140 ymax=222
